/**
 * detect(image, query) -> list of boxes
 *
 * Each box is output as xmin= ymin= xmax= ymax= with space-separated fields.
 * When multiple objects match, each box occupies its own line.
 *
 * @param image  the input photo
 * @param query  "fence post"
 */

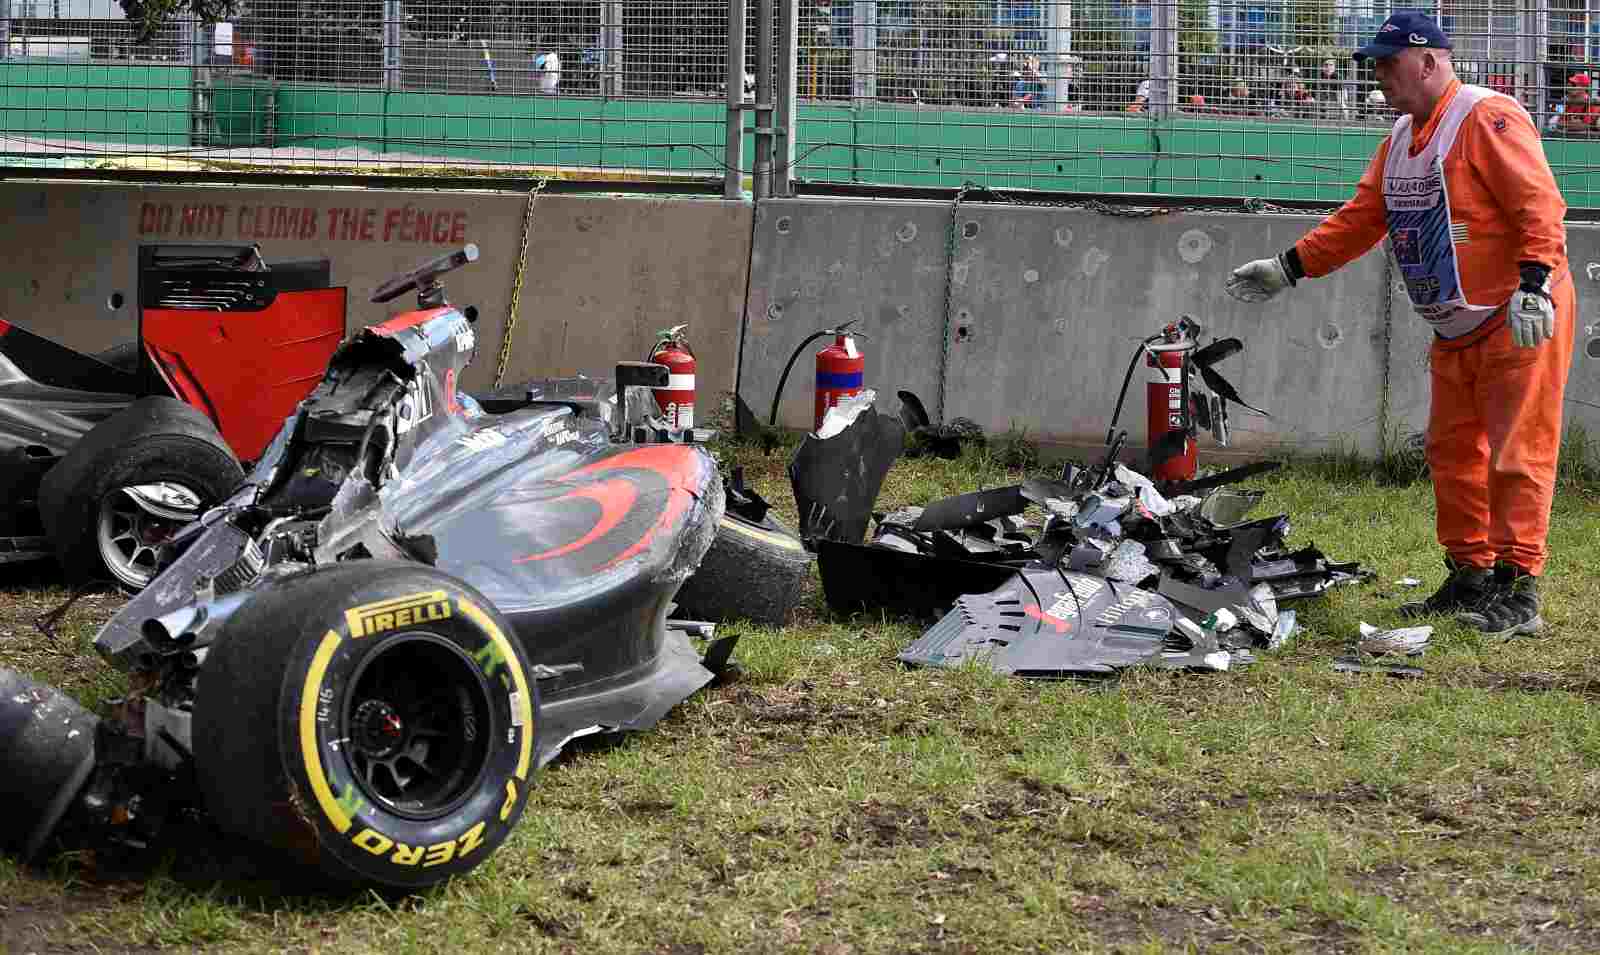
xmin=1521 ymin=0 xmax=1548 ymax=123
xmin=1152 ymin=0 xmax=1176 ymax=117
xmin=755 ymin=0 xmax=773 ymax=198
xmin=774 ymin=0 xmax=798 ymax=196
xmin=851 ymin=0 xmax=876 ymax=103
xmin=602 ymin=0 xmax=624 ymax=98
xmin=1046 ymin=0 xmax=1073 ymax=111
xmin=726 ymin=0 xmax=747 ymax=199
xmin=383 ymin=0 xmax=402 ymax=92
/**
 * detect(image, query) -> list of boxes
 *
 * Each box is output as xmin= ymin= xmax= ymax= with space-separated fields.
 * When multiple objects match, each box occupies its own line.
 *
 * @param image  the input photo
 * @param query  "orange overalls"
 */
xmin=1294 ymin=79 xmax=1573 ymax=575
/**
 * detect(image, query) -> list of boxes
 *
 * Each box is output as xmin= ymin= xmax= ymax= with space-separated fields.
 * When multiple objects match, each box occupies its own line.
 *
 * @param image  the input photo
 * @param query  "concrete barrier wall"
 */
xmin=0 ymin=181 xmax=753 ymax=403
xmin=742 ymin=197 xmax=1600 ymax=458
xmin=6 ymin=181 xmax=1596 ymax=459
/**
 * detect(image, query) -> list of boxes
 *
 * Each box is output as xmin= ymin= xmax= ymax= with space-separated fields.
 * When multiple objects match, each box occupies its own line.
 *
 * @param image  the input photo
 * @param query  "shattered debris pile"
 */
xmin=788 ymin=397 xmax=1370 ymax=680
xmin=878 ymin=464 xmax=1369 ymax=679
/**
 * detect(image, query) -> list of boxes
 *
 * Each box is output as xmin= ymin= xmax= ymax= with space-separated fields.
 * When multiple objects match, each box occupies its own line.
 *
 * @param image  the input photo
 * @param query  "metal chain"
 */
xmin=937 ymin=180 xmax=977 ymax=425
xmin=494 ymin=175 xmax=549 ymax=389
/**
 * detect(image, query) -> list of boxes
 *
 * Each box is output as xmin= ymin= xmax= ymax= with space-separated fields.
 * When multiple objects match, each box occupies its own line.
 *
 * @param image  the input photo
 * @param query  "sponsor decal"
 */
xmin=1409 ymin=32 xmax=1427 ymax=44
xmin=1391 ymin=227 xmax=1421 ymax=265
xmin=1407 ymin=276 xmax=1442 ymax=299
xmin=350 ymin=820 xmax=487 ymax=867
xmin=458 ymin=429 xmax=509 ymax=452
xmin=344 ymin=590 xmax=452 ymax=638
xmin=1024 ymin=575 xmax=1105 ymax=633
xmin=1094 ymin=588 xmax=1157 ymax=627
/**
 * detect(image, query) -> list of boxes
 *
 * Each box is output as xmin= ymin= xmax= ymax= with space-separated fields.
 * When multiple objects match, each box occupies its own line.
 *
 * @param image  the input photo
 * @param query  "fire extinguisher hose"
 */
xmin=768 ymin=329 xmax=838 ymax=429
xmin=1104 ymin=332 xmax=1165 ymax=446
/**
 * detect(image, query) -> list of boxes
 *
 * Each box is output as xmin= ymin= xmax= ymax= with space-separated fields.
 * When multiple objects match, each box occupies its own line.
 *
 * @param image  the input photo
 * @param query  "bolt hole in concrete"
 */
xmin=106 ymin=291 xmax=125 ymax=310
xmin=1023 ymin=269 xmax=1040 ymax=284
xmin=775 ymin=216 xmax=792 ymax=234
xmin=767 ymin=303 xmax=784 ymax=320
xmin=897 ymin=222 xmax=918 ymax=243
xmin=1317 ymin=321 xmax=1345 ymax=349
xmin=956 ymin=325 xmax=972 ymax=342
xmin=963 ymin=221 xmax=980 ymax=239
xmin=1177 ymin=229 xmax=1213 ymax=264
xmin=1588 ymin=338 xmax=1600 ymax=359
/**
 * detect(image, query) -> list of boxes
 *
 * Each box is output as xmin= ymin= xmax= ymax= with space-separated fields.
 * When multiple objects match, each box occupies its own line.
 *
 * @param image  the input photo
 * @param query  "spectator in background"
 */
xmin=1366 ymin=86 xmax=1388 ymax=119
xmin=1127 ymin=78 xmax=1152 ymax=112
xmin=1274 ymin=68 xmax=1315 ymax=118
xmin=1316 ymin=57 xmax=1347 ymax=118
xmin=1553 ymin=73 xmax=1597 ymax=133
xmin=1226 ymin=79 xmax=1257 ymax=115
xmin=1012 ymin=54 xmax=1047 ymax=109
xmin=532 ymin=39 xmax=561 ymax=94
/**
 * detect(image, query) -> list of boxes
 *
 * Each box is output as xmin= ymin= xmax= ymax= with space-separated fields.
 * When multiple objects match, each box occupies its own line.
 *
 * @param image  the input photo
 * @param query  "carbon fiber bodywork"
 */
xmin=95 ymin=273 xmax=726 ymax=767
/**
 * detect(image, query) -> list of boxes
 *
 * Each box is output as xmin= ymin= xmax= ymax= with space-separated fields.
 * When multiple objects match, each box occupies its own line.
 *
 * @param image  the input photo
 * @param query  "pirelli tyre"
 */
xmin=38 ymin=396 xmax=243 ymax=590
xmin=192 ymin=562 xmax=539 ymax=891
xmin=672 ymin=512 xmax=813 ymax=627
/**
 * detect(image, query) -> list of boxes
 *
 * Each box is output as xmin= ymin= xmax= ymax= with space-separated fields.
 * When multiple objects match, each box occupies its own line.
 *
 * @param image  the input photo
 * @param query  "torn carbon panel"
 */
xmin=897 ymin=568 xmax=1174 ymax=680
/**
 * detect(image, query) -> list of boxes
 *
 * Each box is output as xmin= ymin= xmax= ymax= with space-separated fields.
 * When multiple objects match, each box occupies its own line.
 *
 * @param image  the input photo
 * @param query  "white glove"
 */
xmin=1509 ymin=285 xmax=1555 ymax=348
xmin=1225 ymin=254 xmax=1295 ymax=303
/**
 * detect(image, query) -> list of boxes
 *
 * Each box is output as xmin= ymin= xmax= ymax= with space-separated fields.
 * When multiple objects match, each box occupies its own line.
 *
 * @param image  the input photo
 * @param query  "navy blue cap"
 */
xmin=1353 ymin=12 xmax=1453 ymax=61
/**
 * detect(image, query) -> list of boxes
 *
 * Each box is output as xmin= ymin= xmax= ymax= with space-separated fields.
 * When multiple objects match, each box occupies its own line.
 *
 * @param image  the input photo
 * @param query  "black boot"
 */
xmin=1457 ymin=562 xmax=1545 ymax=637
xmin=1397 ymin=557 xmax=1493 ymax=618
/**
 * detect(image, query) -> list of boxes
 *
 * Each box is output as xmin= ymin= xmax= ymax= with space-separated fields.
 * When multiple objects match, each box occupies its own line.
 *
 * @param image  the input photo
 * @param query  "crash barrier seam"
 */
xmin=495 ymin=175 xmax=549 ymax=389
xmin=917 ymin=182 xmax=1344 ymax=434
xmin=938 ymin=181 xmax=976 ymax=426
xmin=1378 ymin=240 xmax=1397 ymax=460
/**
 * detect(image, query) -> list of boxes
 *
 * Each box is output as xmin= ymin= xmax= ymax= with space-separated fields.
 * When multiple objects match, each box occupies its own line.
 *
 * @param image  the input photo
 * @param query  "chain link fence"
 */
xmin=0 ymin=0 xmax=1598 ymax=205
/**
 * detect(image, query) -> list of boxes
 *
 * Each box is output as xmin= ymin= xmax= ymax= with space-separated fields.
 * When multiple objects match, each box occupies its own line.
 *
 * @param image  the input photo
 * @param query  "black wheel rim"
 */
xmin=341 ymin=634 xmax=495 ymax=821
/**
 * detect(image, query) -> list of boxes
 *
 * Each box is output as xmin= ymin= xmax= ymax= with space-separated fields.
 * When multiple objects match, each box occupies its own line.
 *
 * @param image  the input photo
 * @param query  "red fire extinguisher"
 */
xmin=814 ymin=326 xmax=866 ymax=431
xmin=1145 ymin=319 xmax=1198 ymax=482
xmin=648 ymin=324 xmax=695 ymax=430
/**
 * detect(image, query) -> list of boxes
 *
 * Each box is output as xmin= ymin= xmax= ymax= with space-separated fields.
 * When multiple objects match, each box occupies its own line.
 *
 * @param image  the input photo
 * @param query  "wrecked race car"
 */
xmin=1 ymin=244 xmax=346 ymax=589
xmin=0 ymin=245 xmax=733 ymax=891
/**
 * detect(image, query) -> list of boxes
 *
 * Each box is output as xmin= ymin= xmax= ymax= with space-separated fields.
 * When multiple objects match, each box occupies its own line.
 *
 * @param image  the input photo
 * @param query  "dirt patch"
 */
xmin=729 ymin=686 xmax=877 ymax=732
xmin=1068 ymin=894 xmax=1267 ymax=953
xmin=0 ymin=891 xmax=161 ymax=955
xmin=516 ymin=906 xmax=577 ymax=939
xmin=618 ymin=799 xmax=678 ymax=817
xmin=1452 ymin=671 xmax=1600 ymax=700
xmin=832 ymin=802 xmax=935 ymax=848
xmin=1351 ymin=861 xmax=1600 ymax=952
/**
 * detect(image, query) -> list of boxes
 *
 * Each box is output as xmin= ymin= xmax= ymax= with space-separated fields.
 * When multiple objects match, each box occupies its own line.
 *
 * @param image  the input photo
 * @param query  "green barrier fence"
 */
xmin=8 ymin=69 xmax=1600 ymax=209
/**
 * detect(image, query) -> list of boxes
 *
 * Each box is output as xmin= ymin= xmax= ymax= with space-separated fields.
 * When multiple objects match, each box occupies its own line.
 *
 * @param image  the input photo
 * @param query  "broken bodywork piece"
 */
xmin=860 ymin=457 xmax=1372 ymax=676
xmin=896 ymin=568 xmax=1178 ymax=679
xmin=789 ymin=390 xmax=905 ymax=546
xmin=1331 ymin=656 xmax=1425 ymax=679
xmin=1357 ymin=622 xmax=1433 ymax=657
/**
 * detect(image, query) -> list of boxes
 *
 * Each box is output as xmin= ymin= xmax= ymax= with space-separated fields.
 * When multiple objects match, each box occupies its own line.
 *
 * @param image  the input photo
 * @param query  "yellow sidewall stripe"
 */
xmin=300 ymin=630 xmax=351 ymax=834
xmin=722 ymin=515 xmax=806 ymax=553
xmin=456 ymin=597 xmax=535 ymax=781
xmin=298 ymin=597 xmax=535 ymax=841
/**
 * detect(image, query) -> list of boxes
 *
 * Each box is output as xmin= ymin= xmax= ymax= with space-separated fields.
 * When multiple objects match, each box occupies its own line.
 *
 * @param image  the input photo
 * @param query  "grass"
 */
xmin=4 ymin=439 xmax=1600 ymax=954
